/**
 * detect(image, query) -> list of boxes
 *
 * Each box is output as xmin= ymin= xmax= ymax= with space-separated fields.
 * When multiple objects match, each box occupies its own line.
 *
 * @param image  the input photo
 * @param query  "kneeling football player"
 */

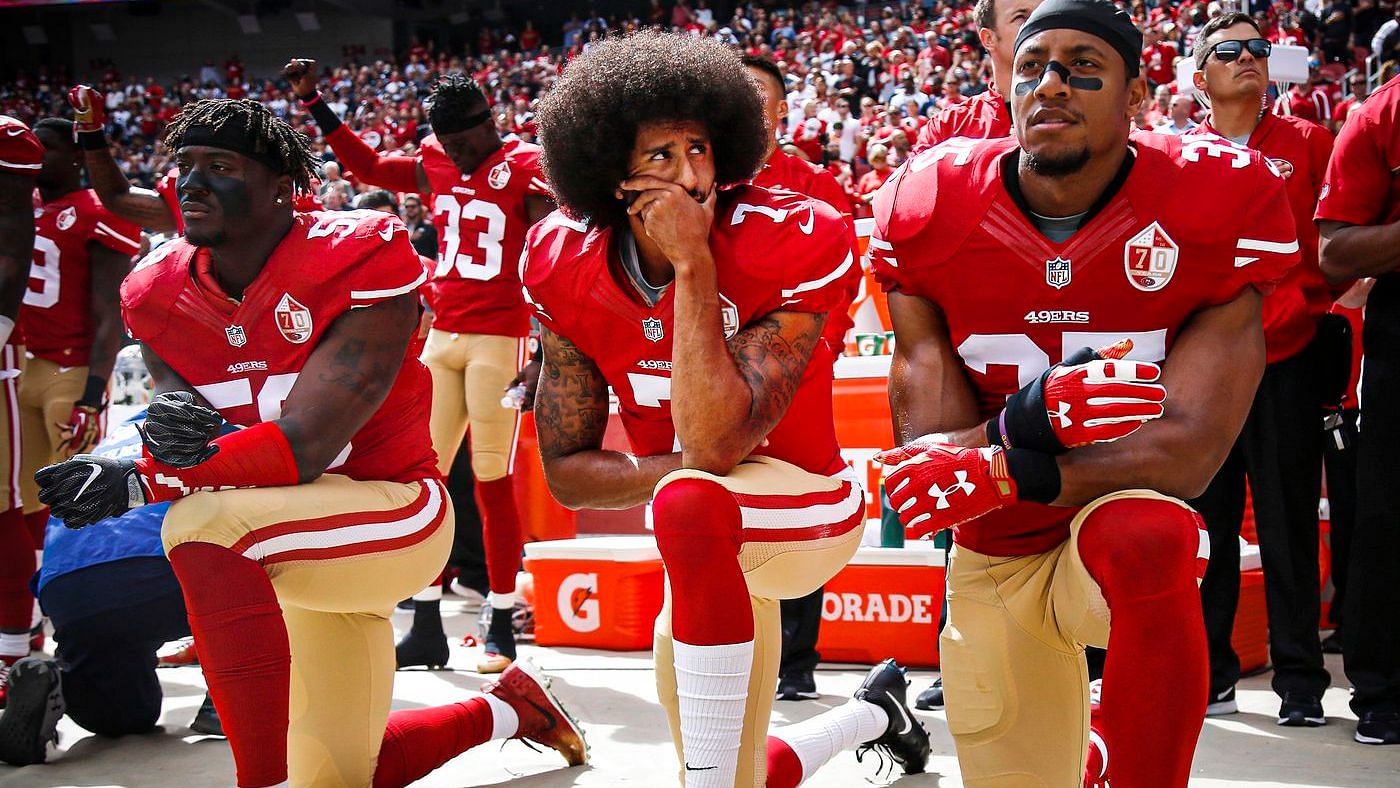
xmin=870 ymin=0 xmax=1300 ymax=785
xmin=35 ymin=98 xmax=585 ymax=788
xmin=525 ymin=32 xmax=929 ymax=787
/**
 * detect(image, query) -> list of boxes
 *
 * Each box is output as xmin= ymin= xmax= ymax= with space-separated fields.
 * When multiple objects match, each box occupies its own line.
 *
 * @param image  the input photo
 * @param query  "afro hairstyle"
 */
xmin=534 ymin=30 xmax=768 ymax=228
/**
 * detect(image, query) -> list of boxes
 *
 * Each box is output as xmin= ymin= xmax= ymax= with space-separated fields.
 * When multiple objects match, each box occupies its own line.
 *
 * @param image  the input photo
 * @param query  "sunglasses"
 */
xmin=1207 ymin=38 xmax=1272 ymax=63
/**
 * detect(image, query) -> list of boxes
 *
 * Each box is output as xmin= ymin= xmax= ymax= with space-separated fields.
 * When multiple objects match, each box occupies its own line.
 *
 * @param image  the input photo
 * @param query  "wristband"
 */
xmin=1005 ymin=448 xmax=1061 ymax=504
xmin=302 ymin=93 xmax=343 ymax=134
xmin=78 ymin=375 xmax=108 ymax=408
xmin=77 ymin=130 xmax=108 ymax=150
xmin=135 ymin=421 xmax=300 ymax=503
xmin=986 ymin=411 xmax=1013 ymax=450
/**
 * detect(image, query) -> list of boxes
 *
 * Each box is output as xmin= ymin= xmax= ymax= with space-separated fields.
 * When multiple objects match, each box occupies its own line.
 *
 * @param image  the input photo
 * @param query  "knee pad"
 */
xmin=651 ymin=477 xmax=742 ymax=564
xmin=469 ymin=451 xmax=509 ymax=483
xmin=1076 ymin=494 xmax=1207 ymax=602
xmin=160 ymin=492 xmax=228 ymax=554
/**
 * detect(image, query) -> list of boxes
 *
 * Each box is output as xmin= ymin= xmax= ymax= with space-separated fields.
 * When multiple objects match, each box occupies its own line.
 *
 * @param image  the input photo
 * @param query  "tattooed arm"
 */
xmin=83 ymin=146 xmax=180 ymax=234
xmin=535 ymin=327 xmax=682 ymax=509
xmin=277 ymin=292 xmax=416 ymax=481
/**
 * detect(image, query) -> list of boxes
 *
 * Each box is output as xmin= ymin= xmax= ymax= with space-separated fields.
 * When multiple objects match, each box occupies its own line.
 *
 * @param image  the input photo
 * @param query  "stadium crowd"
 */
xmin=2 ymin=0 xmax=1400 ymax=785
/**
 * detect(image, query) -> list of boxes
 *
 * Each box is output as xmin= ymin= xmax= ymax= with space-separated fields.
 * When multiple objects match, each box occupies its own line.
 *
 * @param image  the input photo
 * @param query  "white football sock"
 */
xmin=671 ymin=638 xmax=754 ymax=787
xmin=0 ymin=631 xmax=27 ymax=658
xmin=770 ymin=698 xmax=889 ymax=781
xmin=482 ymin=692 xmax=519 ymax=740
xmin=488 ymin=591 xmax=515 ymax=610
xmin=411 ymin=584 xmax=442 ymax=602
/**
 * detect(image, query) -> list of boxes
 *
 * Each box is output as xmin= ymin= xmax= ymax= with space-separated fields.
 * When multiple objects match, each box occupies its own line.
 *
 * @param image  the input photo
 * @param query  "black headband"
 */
xmin=430 ymin=107 xmax=493 ymax=135
xmin=178 ymin=122 xmax=287 ymax=174
xmin=1014 ymin=0 xmax=1144 ymax=79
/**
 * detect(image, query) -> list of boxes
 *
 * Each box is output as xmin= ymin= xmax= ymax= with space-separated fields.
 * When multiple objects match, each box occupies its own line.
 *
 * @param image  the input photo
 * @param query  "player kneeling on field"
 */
xmin=34 ymin=98 xmax=585 ymax=788
xmin=524 ymin=31 xmax=928 ymax=787
xmin=870 ymin=0 xmax=1300 ymax=785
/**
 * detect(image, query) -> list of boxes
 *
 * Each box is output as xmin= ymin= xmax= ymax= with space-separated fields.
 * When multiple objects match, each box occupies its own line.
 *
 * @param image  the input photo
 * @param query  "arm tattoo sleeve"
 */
xmin=725 ymin=311 xmax=826 ymax=428
xmin=535 ymin=327 xmax=610 ymax=461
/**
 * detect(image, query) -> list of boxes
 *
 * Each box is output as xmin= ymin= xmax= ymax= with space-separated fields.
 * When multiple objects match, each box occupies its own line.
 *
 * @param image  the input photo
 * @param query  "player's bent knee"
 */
xmin=651 ymin=477 xmax=741 ymax=561
xmin=160 ymin=492 xmax=234 ymax=554
xmin=469 ymin=452 xmax=509 ymax=483
xmin=1075 ymin=492 xmax=1203 ymax=599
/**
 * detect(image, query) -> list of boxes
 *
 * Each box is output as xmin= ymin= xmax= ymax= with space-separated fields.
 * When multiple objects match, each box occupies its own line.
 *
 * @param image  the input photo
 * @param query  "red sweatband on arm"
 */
xmin=135 ymin=421 xmax=300 ymax=503
xmin=325 ymin=126 xmax=420 ymax=193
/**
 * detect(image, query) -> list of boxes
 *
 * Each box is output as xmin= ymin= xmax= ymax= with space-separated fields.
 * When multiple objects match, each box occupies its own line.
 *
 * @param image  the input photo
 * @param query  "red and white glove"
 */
xmin=875 ymin=437 xmax=1019 ymax=540
xmin=58 ymin=403 xmax=103 ymax=459
xmin=993 ymin=339 xmax=1165 ymax=453
xmin=67 ymin=85 xmax=107 ymax=135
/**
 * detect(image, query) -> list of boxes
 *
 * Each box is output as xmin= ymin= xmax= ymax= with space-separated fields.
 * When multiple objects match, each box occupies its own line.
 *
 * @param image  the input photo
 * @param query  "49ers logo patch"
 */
xmin=488 ymin=161 xmax=512 ymax=190
xmin=275 ymin=293 xmax=313 ymax=344
xmin=1124 ymin=222 xmax=1178 ymax=292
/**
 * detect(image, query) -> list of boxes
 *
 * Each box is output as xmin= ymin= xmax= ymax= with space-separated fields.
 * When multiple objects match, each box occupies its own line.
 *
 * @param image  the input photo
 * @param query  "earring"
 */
xmin=276 ymin=197 xmax=285 ymax=204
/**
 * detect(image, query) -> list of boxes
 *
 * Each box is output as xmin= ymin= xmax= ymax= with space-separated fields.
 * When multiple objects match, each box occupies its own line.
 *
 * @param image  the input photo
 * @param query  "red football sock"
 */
xmin=168 ymin=542 xmax=290 ymax=788
xmin=23 ymin=509 xmax=46 ymax=549
xmin=653 ymin=478 xmax=751 ymax=645
xmin=474 ymin=477 xmax=524 ymax=595
xmin=373 ymin=697 xmax=494 ymax=788
xmin=765 ymin=735 xmax=805 ymax=788
xmin=0 ymin=507 xmax=34 ymax=633
xmin=1077 ymin=498 xmax=1208 ymax=788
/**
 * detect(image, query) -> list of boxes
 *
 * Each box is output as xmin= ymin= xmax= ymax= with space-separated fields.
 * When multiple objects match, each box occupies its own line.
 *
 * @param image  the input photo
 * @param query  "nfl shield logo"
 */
xmin=1045 ymin=257 xmax=1072 ymax=290
xmin=225 ymin=325 xmax=247 ymax=348
xmin=1124 ymin=222 xmax=1179 ymax=292
xmin=642 ymin=317 xmax=664 ymax=343
xmin=275 ymin=293 xmax=314 ymax=344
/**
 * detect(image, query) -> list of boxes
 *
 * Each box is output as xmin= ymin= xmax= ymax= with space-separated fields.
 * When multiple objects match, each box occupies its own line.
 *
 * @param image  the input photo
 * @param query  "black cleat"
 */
xmin=1355 ymin=711 xmax=1400 ymax=745
xmin=395 ymin=627 xmax=450 ymax=670
xmin=914 ymin=677 xmax=944 ymax=710
xmin=477 ymin=604 xmax=517 ymax=674
xmin=0 ymin=657 xmax=64 ymax=765
xmin=854 ymin=658 xmax=930 ymax=775
xmin=190 ymin=692 xmax=224 ymax=736
xmin=1277 ymin=692 xmax=1326 ymax=727
xmin=775 ymin=669 xmax=818 ymax=701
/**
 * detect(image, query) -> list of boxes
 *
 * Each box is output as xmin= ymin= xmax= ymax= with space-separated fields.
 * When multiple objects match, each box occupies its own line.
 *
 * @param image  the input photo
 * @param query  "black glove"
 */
xmin=137 ymin=391 xmax=222 ymax=468
xmin=35 ymin=454 xmax=147 ymax=528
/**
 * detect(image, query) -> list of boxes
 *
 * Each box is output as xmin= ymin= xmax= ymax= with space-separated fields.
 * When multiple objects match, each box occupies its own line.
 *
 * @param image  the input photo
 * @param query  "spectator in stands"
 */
xmin=1333 ymin=70 xmax=1371 ymax=129
xmin=355 ymin=189 xmax=398 ymax=213
xmin=854 ymin=143 xmax=892 ymax=218
xmin=1146 ymin=82 xmax=1176 ymax=126
xmin=1155 ymin=94 xmax=1200 ymax=133
xmin=318 ymin=160 xmax=354 ymax=205
xmin=400 ymin=193 xmax=438 ymax=258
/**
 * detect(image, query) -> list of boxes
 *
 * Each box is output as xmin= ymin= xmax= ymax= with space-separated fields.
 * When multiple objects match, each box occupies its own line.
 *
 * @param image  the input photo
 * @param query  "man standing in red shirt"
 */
xmin=287 ymin=61 xmax=553 ymax=674
xmin=0 ymin=115 xmax=41 ymax=706
xmin=914 ymin=0 xmax=1044 ymax=151
xmin=1316 ymin=72 xmax=1400 ymax=746
xmin=1187 ymin=12 xmax=1337 ymax=727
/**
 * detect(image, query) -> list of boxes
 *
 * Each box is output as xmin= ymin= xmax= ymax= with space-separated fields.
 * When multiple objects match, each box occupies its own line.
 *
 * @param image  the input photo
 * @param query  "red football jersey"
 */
xmin=523 ymin=186 xmax=858 ymax=476
xmin=0 ymin=115 xmax=42 ymax=176
xmin=1317 ymin=74 xmax=1400 ymax=226
xmin=120 ymin=210 xmax=438 ymax=483
xmin=913 ymin=89 xmax=1012 ymax=152
xmin=1188 ymin=114 xmax=1334 ymax=363
xmin=871 ymin=134 xmax=1299 ymax=557
xmin=23 ymin=189 xmax=141 ymax=365
xmin=751 ymin=148 xmax=859 ymax=354
xmin=421 ymin=137 xmax=550 ymax=337
xmin=156 ymin=168 xmax=184 ymax=233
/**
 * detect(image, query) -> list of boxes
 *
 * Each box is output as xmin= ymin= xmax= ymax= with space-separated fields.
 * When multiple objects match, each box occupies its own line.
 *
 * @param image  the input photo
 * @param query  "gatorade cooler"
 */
xmin=1233 ymin=544 xmax=1269 ymax=674
xmin=523 ymin=536 xmax=664 ymax=650
xmin=815 ymin=542 xmax=944 ymax=668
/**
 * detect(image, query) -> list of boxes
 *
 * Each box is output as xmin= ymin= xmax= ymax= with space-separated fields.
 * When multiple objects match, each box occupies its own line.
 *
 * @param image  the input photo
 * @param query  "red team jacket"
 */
xmin=870 ymin=134 xmax=1300 ymax=556
xmin=120 ymin=210 xmax=438 ymax=483
xmin=913 ymin=89 xmax=1013 ymax=152
xmin=1317 ymin=74 xmax=1400 ymax=227
xmin=24 ymin=189 xmax=141 ymax=365
xmin=420 ymin=136 xmax=550 ymax=337
xmin=523 ymin=186 xmax=860 ymax=477
xmin=0 ymin=115 xmax=42 ymax=361
xmin=1187 ymin=113 xmax=1335 ymax=363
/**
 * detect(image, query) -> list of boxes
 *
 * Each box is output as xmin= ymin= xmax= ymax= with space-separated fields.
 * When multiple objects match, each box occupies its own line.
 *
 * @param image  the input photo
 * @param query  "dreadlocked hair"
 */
xmin=534 ymin=30 xmax=768 ymax=228
xmin=427 ymin=74 xmax=489 ymax=132
xmin=162 ymin=99 xmax=320 ymax=193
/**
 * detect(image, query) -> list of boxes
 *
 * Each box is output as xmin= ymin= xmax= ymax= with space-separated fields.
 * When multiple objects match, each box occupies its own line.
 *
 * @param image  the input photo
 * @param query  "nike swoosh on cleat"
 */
xmin=885 ymin=689 xmax=914 ymax=735
xmin=75 ymin=463 xmax=103 ymax=500
xmin=685 ymin=763 xmax=719 ymax=771
xmin=523 ymin=697 xmax=558 ymax=731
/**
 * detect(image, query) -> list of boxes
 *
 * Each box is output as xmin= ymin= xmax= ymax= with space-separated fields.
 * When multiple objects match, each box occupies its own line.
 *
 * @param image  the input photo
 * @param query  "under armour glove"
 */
xmin=137 ymin=391 xmax=222 ymax=468
xmin=35 ymin=454 xmax=147 ymax=529
xmin=991 ymin=339 xmax=1165 ymax=454
xmin=66 ymin=85 xmax=107 ymax=143
xmin=875 ymin=438 xmax=1020 ymax=540
xmin=59 ymin=403 xmax=104 ymax=458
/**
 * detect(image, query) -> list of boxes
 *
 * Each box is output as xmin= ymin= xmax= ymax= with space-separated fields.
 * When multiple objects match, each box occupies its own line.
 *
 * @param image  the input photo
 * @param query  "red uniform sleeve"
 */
xmin=324 ymin=125 xmax=420 ymax=194
xmin=1215 ymin=163 xmax=1300 ymax=305
xmin=1316 ymin=97 xmax=1399 ymax=226
xmin=0 ymin=116 xmax=42 ymax=175
xmin=345 ymin=215 xmax=427 ymax=309
xmin=89 ymin=204 xmax=143 ymax=256
xmin=156 ymin=170 xmax=184 ymax=230
xmin=774 ymin=200 xmax=858 ymax=316
xmin=520 ymin=151 xmax=552 ymax=198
